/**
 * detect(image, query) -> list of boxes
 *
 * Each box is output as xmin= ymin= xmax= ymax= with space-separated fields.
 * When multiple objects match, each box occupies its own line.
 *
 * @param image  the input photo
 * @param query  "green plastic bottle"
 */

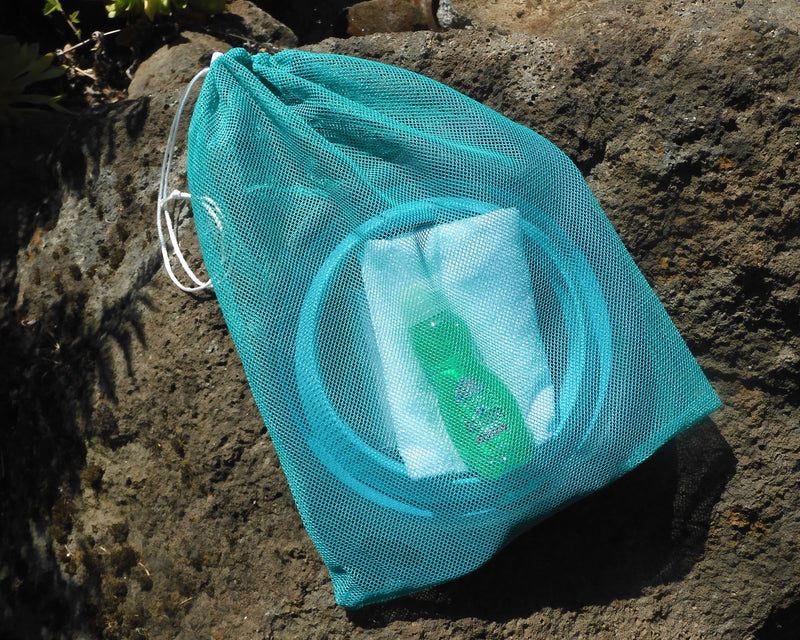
xmin=403 ymin=283 xmax=532 ymax=478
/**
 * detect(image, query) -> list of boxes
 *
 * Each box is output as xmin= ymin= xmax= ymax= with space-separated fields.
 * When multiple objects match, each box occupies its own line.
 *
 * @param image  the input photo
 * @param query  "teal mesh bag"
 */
xmin=174 ymin=48 xmax=722 ymax=608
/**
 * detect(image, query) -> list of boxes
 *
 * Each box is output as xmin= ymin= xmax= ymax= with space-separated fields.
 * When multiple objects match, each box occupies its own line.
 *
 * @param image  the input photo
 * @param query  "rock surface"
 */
xmin=2 ymin=1 xmax=799 ymax=638
xmin=347 ymin=0 xmax=437 ymax=36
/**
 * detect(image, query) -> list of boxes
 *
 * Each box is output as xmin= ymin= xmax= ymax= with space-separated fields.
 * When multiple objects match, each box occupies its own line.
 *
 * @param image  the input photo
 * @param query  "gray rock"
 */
xmin=128 ymin=32 xmax=230 ymax=99
xmin=224 ymin=0 xmax=299 ymax=51
xmin=436 ymin=0 xmax=472 ymax=30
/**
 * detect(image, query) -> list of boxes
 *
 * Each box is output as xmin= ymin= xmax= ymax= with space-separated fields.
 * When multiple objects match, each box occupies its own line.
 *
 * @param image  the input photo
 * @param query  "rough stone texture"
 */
xmin=1 ymin=1 xmax=799 ymax=638
xmin=127 ymin=33 xmax=230 ymax=99
xmin=435 ymin=0 xmax=472 ymax=30
xmin=221 ymin=0 xmax=300 ymax=51
xmin=347 ymin=0 xmax=437 ymax=36
xmin=444 ymin=0 xmax=589 ymax=34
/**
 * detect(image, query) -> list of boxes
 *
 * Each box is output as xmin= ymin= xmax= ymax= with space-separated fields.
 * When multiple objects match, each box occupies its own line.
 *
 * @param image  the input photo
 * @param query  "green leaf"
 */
xmin=105 ymin=0 xmax=226 ymax=20
xmin=42 ymin=0 xmax=62 ymax=16
xmin=0 ymin=36 xmax=67 ymax=123
xmin=15 ymin=93 xmax=60 ymax=105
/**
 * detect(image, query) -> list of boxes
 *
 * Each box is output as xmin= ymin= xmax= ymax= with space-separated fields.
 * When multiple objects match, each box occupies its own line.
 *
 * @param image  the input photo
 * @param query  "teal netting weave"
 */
xmin=185 ymin=48 xmax=721 ymax=608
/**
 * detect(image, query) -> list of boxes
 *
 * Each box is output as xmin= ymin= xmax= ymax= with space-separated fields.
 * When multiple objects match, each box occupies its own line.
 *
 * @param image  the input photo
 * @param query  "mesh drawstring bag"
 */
xmin=159 ymin=48 xmax=722 ymax=608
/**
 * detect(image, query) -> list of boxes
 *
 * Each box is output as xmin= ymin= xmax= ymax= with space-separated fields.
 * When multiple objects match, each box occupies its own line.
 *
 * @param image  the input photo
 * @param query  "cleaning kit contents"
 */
xmin=360 ymin=206 xmax=555 ymax=479
xmin=402 ymin=280 xmax=533 ymax=479
xmin=158 ymin=48 xmax=722 ymax=608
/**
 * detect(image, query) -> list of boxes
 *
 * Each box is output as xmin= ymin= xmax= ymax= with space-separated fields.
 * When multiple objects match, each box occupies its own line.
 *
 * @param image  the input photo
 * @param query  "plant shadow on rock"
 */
xmin=0 ymin=108 xmax=152 ymax=639
xmin=349 ymin=417 xmax=735 ymax=625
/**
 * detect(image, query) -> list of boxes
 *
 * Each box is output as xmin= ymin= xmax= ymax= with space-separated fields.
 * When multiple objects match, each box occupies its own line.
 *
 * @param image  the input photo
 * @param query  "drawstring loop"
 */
xmin=157 ymin=65 xmax=213 ymax=293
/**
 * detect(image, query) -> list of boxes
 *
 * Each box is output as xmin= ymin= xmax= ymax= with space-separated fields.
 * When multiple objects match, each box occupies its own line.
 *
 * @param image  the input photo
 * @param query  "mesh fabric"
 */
xmin=186 ymin=48 xmax=721 ymax=608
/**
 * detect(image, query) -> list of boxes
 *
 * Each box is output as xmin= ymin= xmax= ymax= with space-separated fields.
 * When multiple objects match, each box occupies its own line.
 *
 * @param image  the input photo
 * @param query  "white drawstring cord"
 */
xmin=157 ymin=65 xmax=213 ymax=293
